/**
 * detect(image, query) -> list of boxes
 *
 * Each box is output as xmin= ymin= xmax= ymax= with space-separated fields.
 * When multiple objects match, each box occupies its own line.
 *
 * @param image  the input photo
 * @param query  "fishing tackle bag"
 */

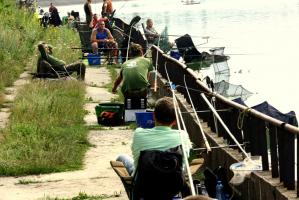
xmin=132 ymin=146 xmax=185 ymax=200
xmin=95 ymin=102 xmax=124 ymax=126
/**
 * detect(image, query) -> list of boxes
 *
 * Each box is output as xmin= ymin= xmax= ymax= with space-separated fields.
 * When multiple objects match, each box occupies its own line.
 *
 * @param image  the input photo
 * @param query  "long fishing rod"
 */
xmin=154 ymin=36 xmax=161 ymax=92
xmin=164 ymin=61 xmax=196 ymax=196
xmin=126 ymin=16 xmax=141 ymax=61
xmin=116 ymin=0 xmax=128 ymax=13
xmin=193 ymin=142 xmax=249 ymax=151
xmin=205 ymin=77 xmax=219 ymax=135
xmin=200 ymin=93 xmax=250 ymax=159
xmin=183 ymin=75 xmax=211 ymax=152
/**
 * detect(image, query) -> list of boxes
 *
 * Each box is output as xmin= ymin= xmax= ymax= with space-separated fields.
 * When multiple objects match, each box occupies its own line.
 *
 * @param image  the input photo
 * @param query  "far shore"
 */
xmin=38 ymin=0 xmax=130 ymax=7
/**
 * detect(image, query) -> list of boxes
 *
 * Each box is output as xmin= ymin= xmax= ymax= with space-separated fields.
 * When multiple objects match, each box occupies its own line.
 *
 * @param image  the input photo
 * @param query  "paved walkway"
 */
xmin=0 ymin=65 xmax=132 ymax=200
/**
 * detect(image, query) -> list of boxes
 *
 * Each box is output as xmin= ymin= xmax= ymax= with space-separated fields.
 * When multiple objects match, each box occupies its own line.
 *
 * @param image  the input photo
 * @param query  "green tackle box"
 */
xmin=95 ymin=102 xmax=124 ymax=126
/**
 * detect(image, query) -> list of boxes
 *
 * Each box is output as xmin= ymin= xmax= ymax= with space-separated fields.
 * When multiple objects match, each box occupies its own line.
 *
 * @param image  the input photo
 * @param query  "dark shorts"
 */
xmin=123 ymin=88 xmax=147 ymax=99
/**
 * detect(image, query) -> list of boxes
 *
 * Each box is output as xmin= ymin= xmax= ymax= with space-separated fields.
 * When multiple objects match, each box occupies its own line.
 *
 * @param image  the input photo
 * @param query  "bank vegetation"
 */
xmin=0 ymin=0 xmax=89 ymax=176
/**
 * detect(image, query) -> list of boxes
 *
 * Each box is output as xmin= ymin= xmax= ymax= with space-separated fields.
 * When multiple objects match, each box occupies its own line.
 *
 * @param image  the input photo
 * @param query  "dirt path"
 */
xmin=0 ymin=66 xmax=131 ymax=200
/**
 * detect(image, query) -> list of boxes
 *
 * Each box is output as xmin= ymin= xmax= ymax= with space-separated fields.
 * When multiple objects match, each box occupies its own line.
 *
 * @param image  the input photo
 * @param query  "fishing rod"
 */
xmin=205 ymin=77 xmax=219 ymax=135
xmin=164 ymin=61 xmax=196 ymax=196
xmin=200 ymin=92 xmax=250 ymax=159
xmin=183 ymin=75 xmax=211 ymax=152
xmin=116 ymin=0 xmax=128 ymax=13
xmin=193 ymin=142 xmax=249 ymax=151
xmin=180 ymin=108 xmax=232 ymax=114
xmin=126 ymin=16 xmax=141 ymax=61
xmin=154 ymin=35 xmax=162 ymax=92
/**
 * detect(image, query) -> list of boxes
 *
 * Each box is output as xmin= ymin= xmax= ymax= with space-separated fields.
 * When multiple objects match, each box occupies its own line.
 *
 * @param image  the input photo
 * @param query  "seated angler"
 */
xmin=112 ymin=43 xmax=153 ymax=99
xmin=116 ymin=96 xmax=192 ymax=176
xmin=91 ymin=20 xmax=118 ymax=64
xmin=37 ymin=42 xmax=86 ymax=80
xmin=115 ymin=97 xmax=192 ymax=199
xmin=144 ymin=18 xmax=159 ymax=45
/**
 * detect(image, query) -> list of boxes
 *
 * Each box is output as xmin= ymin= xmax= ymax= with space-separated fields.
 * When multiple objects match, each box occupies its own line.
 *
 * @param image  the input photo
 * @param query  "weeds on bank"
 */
xmin=42 ymin=192 xmax=121 ymax=200
xmin=16 ymin=179 xmax=63 ymax=185
xmin=0 ymin=0 xmax=43 ymax=91
xmin=0 ymin=81 xmax=89 ymax=176
xmin=102 ymin=64 xmax=124 ymax=102
xmin=0 ymin=0 xmax=80 ymax=95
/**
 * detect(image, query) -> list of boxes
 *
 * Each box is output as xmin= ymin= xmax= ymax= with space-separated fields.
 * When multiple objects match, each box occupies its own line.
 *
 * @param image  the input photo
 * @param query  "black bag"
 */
xmin=132 ymin=146 xmax=184 ymax=200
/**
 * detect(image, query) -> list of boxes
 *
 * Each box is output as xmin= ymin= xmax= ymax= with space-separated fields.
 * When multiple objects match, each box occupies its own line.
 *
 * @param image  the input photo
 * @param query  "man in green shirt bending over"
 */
xmin=112 ymin=43 xmax=153 ymax=98
xmin=37 ymin=42 xmax=86 ymax=80
xmin=116 ymin=96 xmax=192 ymax=175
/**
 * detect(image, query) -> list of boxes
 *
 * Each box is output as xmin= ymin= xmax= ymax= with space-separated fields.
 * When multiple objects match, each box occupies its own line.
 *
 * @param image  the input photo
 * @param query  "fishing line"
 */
xmin=183 ymin=75 xmax=211 ymax=152
xmin=116 ymin=0 xmax=128 ymax=13
xmin=164 ymin=61 xmax=196 ymax=196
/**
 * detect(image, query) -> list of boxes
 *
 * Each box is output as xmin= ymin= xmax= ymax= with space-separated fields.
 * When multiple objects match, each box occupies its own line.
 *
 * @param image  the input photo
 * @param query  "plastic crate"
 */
xmin=135 ymin=111 xmax=154 ymax=128
xmin=95 ymin=102 xmax=124 ymax=126
xmin=87 ymin=53 xmax=101 ymax=65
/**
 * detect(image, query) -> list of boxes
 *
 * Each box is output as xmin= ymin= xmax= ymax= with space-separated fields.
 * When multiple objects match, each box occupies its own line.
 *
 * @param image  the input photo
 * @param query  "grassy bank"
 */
xmin=0 ymin=0 xmax=42 ymax=92
xmin=0 ymin=80 xmax=89 ymax=175
xmin=0 ymin=0 xmax=81 ymax=93
xmin=0 ymin=1 xmax=88 ymax=175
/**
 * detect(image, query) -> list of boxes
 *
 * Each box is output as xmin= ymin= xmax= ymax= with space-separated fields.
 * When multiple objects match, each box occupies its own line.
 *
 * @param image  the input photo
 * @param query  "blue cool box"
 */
xmin=87 ymin=53 xmax=101 ymax=65
xmin=170 ymin=50 xmax=181 ymax=60
xmin=135 ymin=112 xmax=155 ymax=128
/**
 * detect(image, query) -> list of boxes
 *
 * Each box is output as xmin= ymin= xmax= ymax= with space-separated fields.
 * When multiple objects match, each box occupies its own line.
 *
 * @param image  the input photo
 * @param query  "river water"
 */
xmin=44 ymin=0 xmax=299 ymax=117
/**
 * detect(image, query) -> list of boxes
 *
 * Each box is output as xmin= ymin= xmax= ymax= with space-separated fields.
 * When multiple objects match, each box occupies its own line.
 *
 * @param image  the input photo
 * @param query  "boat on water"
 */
xmin=181 ymin=0 xmax=201 ymax=5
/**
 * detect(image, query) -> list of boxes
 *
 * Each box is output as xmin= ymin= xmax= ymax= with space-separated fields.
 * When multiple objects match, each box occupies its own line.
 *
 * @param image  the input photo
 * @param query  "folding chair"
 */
xmin=110 ymin=161 xmax=133 ymax=199
xmin=32 ymin=62 xmax=72 ymax=80
xmin=175 ymin=34 xmax=203 ymax=63
xmin=78 ymin=29 xmax=115 ymax=65
xmin=110 ymin=158 xmax=204 ymax=200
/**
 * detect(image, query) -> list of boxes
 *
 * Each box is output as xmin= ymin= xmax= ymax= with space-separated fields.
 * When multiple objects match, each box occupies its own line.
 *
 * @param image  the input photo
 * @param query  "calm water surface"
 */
xmin=48 ymin=0 xmax=299 ymax=117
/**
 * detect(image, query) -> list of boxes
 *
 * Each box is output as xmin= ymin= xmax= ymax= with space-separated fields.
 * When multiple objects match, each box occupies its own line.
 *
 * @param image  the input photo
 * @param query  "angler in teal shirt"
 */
xmin=116 ymin=97 xmax=192 ymax=175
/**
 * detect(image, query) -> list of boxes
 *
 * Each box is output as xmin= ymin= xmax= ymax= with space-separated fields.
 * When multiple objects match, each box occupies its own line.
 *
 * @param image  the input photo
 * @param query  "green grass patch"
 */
xmin=86 ymin=124 xmax=105 ymax=131
xmin=0 ymin=0 xmax=80 ymax=99
xmin=16 ymin=179 xmax=43 ymax=185
xmin=0 ymin=0 xmax=45 ymax=91
xmin=0 ymin=80 xmax=89 ymax=176
xmin=16 ymin=179 xmax=63 ymax=185
xmin=103 ymin=65 xmax=123 ymax=102
xmin=41 ymin=192 xmax=121 ymax=200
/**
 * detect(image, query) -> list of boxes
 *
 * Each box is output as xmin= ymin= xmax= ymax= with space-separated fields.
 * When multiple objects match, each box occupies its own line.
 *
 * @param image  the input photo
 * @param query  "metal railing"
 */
xmin=151 ymin=45 xmax=299 ymax=198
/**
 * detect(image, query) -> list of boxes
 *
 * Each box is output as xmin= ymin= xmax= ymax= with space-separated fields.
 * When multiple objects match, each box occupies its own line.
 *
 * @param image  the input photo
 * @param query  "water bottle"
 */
xmin=201 ymin=184 xmax=208 ymax=196
xmin=172 ymin=197 xmax=182 ymax=200
xmin=215 ymin=180 xmax=225 ymax=200
xmin=224 ymin=194 xmax=230 ymax=200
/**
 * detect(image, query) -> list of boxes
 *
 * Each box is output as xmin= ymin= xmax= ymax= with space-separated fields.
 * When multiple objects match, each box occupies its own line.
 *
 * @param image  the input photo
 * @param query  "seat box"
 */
xmin=125 ymin=109 xmax=146 ymax=122
xmin=125 ymin=98 xmax=147 ymax=110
